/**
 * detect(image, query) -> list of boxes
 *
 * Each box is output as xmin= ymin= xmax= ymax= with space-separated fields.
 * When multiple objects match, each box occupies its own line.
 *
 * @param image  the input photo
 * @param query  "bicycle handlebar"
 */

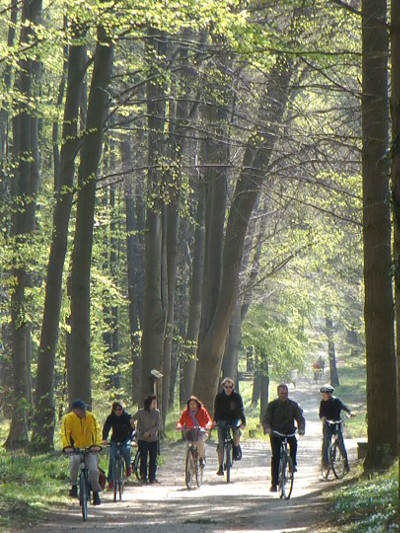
xmin=62 ymin=444 xmax=102 ymax=455
xmin=272 ymin=430 xmax=297 ymax=438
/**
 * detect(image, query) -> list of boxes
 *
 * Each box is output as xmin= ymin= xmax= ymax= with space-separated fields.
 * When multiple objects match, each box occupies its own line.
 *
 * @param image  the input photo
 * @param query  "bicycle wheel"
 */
xmin=185 ymin=447 xmax=196 ymax=489
xmin=118 ymin=457 xmax=125 ymax=500
xmin=279 ymin=455 xmax=294 ymax=500
xmin=224 ymin=442 xmax=232 ymax=483
xmin=194 ymin=448 xmax=203 ymax=488
xmin=331 ymin=441 xmax=345 ymax=479
xmin=133 ymin=449 xmax=141 ymax=480
xmin=79 ymin=471 xmax=88 ymax=522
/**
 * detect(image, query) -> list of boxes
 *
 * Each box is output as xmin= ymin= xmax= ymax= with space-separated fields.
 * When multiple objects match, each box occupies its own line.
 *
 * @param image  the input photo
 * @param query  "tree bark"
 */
xmin=68 ymin=24 xmax=114 ymax=406
xmin=362 ymin=0 xmax=397 ymax=467
xmin=140 ymin=28 xmax=168 ymax=399
xmin=5 ymin=0 xmax=42 ymax=450
xmin=391 ymin=0 xmax=400 ymax=490
xmin=30 ymin=25 xmax=87 ymax=452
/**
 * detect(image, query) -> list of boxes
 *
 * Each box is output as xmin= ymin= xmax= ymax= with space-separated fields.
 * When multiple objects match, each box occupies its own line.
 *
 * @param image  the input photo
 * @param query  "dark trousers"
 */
xmin=269 ymin=434 xmax=297 ymax=487
xmin=138 ymin=440 xmax=158 ymax=482
xmin=322 ymin=423 xmax=348 ymax=467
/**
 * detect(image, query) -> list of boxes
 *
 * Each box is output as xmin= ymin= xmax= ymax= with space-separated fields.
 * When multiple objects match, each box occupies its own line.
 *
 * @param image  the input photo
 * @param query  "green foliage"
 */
xmin=330 ymin=463 xmax=399 ymax=532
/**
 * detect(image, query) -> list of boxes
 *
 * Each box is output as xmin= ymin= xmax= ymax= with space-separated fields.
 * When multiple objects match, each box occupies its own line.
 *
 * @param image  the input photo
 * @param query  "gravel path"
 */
xmin=14 ymin=381 xmax=358 ymax=532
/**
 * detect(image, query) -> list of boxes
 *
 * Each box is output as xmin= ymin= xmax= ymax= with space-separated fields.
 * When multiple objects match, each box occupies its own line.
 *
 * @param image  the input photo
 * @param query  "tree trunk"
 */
xmin=5 ymin=0 xmax=42 ymax=450
xmin=362 ymin=0 xmax=397 ymax=467
xmin=68 ymin=24 xmax=114 ymax=406
xmin=30 ymin=26 xmax=87 ymax=452
xmin=390 ymin=0 xmax=400 ymax=491
xmin=140 ymin=28 xmax=168 ymax=399
xmin=193 ymin=54 xmax=294 ymax=413
xmin=325 ymin=316 xmax=339 ymax=387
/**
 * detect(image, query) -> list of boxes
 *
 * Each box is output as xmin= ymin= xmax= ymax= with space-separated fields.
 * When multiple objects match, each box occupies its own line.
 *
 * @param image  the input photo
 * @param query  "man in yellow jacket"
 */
xmin=61 ymin=398 xmax=103 ymax=505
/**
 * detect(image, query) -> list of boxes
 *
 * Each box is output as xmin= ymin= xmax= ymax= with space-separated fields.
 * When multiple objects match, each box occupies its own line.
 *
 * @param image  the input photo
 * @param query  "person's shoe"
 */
xmin=69 ymin=485 xmax=78 ymax=497
xmin=292 ymin=465 xmax=297 ymax=473
xmin=199 ymin=457 xmax=206 ymax=468
xmin=149 ymin=478 xmax=159 ymax=484
xmin=270 ymin=485 xmax=277 ymax=493
xmin=108 ymin=481 xmax=114 ymax=490
xmin=233 ymin=445 xmax=242 ymax=461
xmin=345 ymin=464 xmax=350 ymax=474
xmin=126 ymin=466 xmax=132 ymax=477
xmin=93 ymin=492 xmax=101 ymax=505
xmin=216 ymin=466 xmax=224 ymax=476
xmin=140 ymin=477 xmax=148 ymax=484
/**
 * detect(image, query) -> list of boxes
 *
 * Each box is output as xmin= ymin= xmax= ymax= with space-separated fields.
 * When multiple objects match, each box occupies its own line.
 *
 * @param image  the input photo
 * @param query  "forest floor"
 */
xmin=10 ymin=380 xmax=359 ymax=533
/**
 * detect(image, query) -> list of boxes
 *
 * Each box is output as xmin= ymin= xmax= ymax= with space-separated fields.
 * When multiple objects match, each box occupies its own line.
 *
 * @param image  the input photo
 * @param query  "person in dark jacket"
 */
xmin=102 ymin=401 xmax=135 ymax=488
xmin=262 ymin=383 xmax=305 ymax=492
xmin=213 ymin=377 xmax=246 ymax=476
xmin=319 ymin=384 xmax=354 ymax=475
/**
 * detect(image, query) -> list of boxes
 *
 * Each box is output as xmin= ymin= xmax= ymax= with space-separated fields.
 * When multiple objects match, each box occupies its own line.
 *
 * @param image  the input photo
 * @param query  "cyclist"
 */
xmin=213 ymin=377 xmax=246 ymax=476
xmin=262 ymin=383 xmax=305 ymax=493
xmin=102 ymin=401 xmax=135 ymax=489
xmin=176 ymin=395 xmax=212 ymax=467
xmin=61 ymin=398 xmax=103 ymax=505
xmin=319 ymin=384 xmax=355 ymax=475
xmin=132 ymin=395 xmax=160 ymax=484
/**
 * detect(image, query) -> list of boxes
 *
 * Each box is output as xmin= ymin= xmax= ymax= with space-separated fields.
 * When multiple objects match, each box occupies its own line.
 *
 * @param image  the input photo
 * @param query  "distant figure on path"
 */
xmin=262 ymin=384 xmax=305 ymax=492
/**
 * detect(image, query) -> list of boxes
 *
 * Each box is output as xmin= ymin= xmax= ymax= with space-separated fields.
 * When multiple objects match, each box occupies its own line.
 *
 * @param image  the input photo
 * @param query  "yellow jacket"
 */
xmin=61 ymin=410 xmax=102 ymax=448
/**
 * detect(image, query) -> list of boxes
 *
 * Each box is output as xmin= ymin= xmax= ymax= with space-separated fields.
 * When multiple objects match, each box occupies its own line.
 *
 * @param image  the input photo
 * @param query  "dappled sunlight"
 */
xmin=18 ymin=382 xmax=358 ymax=532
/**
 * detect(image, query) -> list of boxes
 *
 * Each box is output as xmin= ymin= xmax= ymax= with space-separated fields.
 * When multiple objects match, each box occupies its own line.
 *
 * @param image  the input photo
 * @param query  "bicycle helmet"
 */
xmin=320 ymin=384 xmax=334 ymax=393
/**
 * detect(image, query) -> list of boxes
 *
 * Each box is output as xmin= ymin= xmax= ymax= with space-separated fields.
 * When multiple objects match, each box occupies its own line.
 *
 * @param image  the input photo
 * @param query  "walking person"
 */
xmin=133 ymin=395 xmax=160 ymax=484
xmin=102 ymin=401 xmax=135 ymax=489
xmin=319 ymin=384 xmax=355 ymax=475
xmin=213 ymin=377 xmax=246 ymax=476
xmin=61 ymin=398 xmax=103 ymax=505
xmin=262 ymin=384 xmax=305 ymax=492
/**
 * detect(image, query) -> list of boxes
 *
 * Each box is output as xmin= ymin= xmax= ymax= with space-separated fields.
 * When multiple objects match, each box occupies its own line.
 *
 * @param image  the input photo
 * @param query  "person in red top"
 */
xmin=176 ymin=395 xmax=212 ymax=466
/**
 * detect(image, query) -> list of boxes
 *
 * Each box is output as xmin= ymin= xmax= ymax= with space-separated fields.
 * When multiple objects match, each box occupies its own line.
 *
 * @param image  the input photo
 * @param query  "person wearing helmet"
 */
xmin=319 ymin=384 xmax=355 ymax=474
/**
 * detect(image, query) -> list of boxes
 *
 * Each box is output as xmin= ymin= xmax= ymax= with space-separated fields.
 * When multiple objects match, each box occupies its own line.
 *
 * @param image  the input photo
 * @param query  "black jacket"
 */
xmin=213 ymin=390 xmax=246 ymax=425
xmin=319 ymin=396 xmax=350 ymax=421
xmin=262 ymin=398 xmax=305 ymax=434
xmin=102 ymin=409 xmax=134 ymax=442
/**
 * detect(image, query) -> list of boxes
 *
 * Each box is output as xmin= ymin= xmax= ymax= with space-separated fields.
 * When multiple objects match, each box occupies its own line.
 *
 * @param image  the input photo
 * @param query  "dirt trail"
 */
xmin=15 ymin=380 xmax=357 ymax=532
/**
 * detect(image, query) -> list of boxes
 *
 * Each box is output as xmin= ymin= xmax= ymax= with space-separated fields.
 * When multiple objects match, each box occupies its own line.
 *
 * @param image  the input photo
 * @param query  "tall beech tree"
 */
xmin=362 ymin=0 xmax=397 ymax=467
xmin=5 ymin=0 xmax=42 ymax=450
xmin=30 ymin=23 xmax=87 ymax=451
xmin=67 ymin=23 xmax=114 ymax=405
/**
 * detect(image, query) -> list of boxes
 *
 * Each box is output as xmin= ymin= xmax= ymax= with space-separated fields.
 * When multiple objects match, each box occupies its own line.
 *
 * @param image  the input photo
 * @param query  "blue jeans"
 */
xmin=217 ymin=419 xmax=241 ymax=452
xmin=322 ymin=423 xmax=348 ymax=467
xmin=138 ymin=440 xmax=158 ymax=482
xmin=108 ymin=440 xmax=131 ymax=481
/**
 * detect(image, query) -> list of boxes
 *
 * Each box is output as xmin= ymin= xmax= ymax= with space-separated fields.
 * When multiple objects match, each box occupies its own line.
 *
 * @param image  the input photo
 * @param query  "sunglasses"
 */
xmin=224 ymin=385 xmax=233 ymax=389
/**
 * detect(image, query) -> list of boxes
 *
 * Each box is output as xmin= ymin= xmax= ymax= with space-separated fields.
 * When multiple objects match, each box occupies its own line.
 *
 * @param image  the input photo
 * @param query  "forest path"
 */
xmin=15 ymin=380 xmax=358 ymax=532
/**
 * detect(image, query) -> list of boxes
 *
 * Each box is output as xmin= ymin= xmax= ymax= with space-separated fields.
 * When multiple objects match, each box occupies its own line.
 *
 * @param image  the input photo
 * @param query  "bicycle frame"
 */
xmin=322 ymin=418 xmax=347 ymax=480
xmin=63 ymin=445 xmax=102 ymax=521
xmin=111 ymin=442 xmax=126 ymax=501
xmin=273 ymin=431 xmax=296 ymax=500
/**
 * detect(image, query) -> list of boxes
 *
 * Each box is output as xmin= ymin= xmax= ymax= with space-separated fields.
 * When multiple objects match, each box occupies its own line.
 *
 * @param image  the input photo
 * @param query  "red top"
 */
xmin=176 ymin=405 xmax=212 ymax=430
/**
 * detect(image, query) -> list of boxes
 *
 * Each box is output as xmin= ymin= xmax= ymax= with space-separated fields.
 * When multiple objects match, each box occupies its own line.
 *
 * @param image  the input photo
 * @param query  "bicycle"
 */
xmin=321 ymin=418 xmax=348 ymax=480
xmin=177 ymin=427 xmax=205 ymax=489
xmin=219 ymin=421 xmax=241 ymax=483
xmin=273 ymin=430 xmax=295 ymax=500
xmin=63 ymin=445 xmax=102 ymax=521
xmin=109 ymin=442 xmax=127 ymax=501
